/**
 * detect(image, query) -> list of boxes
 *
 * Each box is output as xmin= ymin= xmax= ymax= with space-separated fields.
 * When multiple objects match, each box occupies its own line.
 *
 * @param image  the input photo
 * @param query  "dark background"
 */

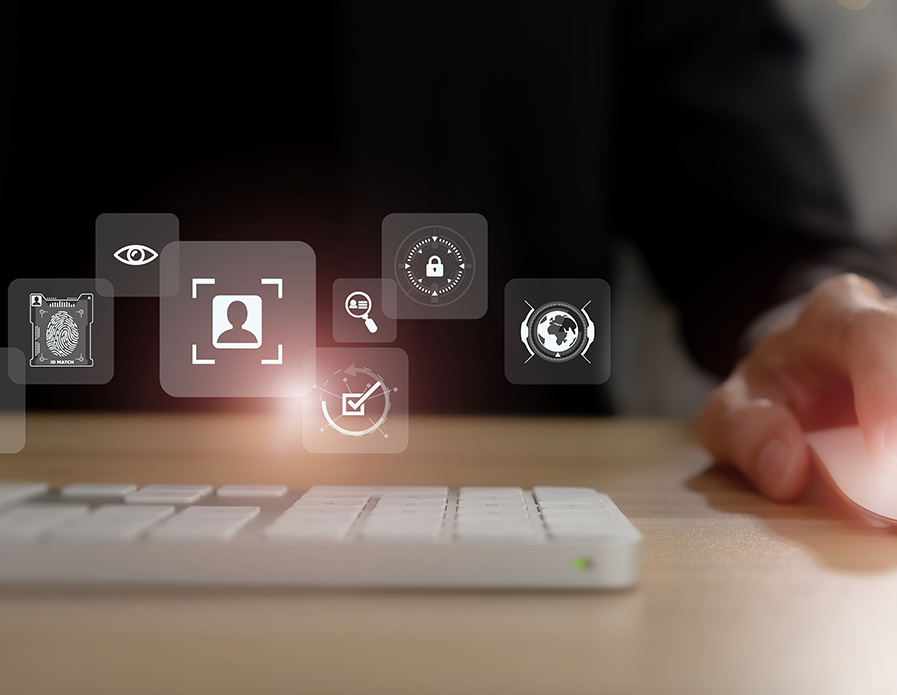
xmin=1 ymin=2 xmax=873 ymax=414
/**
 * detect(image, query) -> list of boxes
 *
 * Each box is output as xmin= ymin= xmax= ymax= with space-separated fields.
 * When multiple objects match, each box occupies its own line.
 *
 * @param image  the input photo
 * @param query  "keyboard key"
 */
xmin=0 ymin=483 xmax=48 ymax=507
xmin=179 ymin=506 xmax=261 ymax=518
xmin=307 ymin=485 xmax=448 ymax=495
xmin=61 ymin=483 xmax=137 ymax=498
xmin=374 ymin=498 xmax=446 ymax=507
xmin=299 ymin=490 xmax=373 ymax=500
xmin=458 ymin=487 xmax=524 ymax=499
xmin=53 ymin=505 xmax=175 ymax=541
xmin=368 ymin=507 xmax=445 ymax=518
xmin=533 ymin=487 xmax=601 ymax=502
xmin=537 ymin=501 xmax=608 ymax=510
xmin=292 ymin=498 xmax=369 ymax=507
xmin=0 ymin=504 xmax=89 ymax=541
xmin=377 ymin=491 xmax=448 ymax=500
xmin=126 ymin=485 xmax=213 ymax=504
xmin=540 ymin=509 xmax=615 ymax=519
xmin=361 ymin=524 xmax=442 ymax=541
xmin=456 ymin=510 xmax=529 ymax=521
xmin=149 ymin=509 xmax=256 ymax=541
xmin=457 ymin=500 xmax=527 ymax=509
xmin=216 ymin=485 xmax=288 ymax=498
xmin=283 ymin=506 xmax=363 ymax=519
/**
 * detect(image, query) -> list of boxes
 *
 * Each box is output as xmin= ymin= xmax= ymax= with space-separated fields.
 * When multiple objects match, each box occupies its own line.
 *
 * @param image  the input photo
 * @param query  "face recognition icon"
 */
xmin=160 ymin=242 xmax=315 ymax=397
xmin=381 ymin=213 xmax=487 ymax=319
xmin=8 ymin=279 xmax=114 ymax=385
xmin=505 ymin=279 xmax=610 ymax=385
xmin=303 ymin=347 xmax=408 ymax=454
xmin=332 ymin=279 xmax=397 ymax=343
xmin=212 ymin=295 xmax=263 ymax=349
xmin=95 ymin=213 xmax=179 ymax=297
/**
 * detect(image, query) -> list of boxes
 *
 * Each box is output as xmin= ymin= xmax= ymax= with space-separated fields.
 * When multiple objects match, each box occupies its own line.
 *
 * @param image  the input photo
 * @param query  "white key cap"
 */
xmin=454 ymin=517 xmax=532 ymax=529
xmin=149 ymin=510 xmax=255 ymax=541
xmin=457 ymin=500 xmax=527 ymax=509
xmin=532 ymin=487 xmax=601 ymax=502
xmin=374 ymin=498 xmax=446 ymax=507
xmin=179 ymin=506 xmax=260 ymax=518
xmin=283 ymin=506 xmax=363 ymax=519
xmin=537 ymin=501 xmax=608 ymax=510
xmin=61 ymin=483 xmax=138 ymax=498
xmin=361 ymin=525 xmax=441 ymax=541
xmin=291 ymin=498 xmax=369 ymax=507
xmin=540 ymin=509 xmax=615 ymax=519
xmin=126 ymin=485 xmax=213 ymax=504
xmin=307 ymin=486 xmax=448 ymax=495
xmin=369 ymin=507 xmax=445 ymax=519
xmin=53 ymin=505 xmax=175 ymax=541
xmin=0 ymin=504 xmax=89 ymax=541
xmin=377 ymin=492 xmax=448 ymax=500
xmin=456 ymin=509 xmax=530 ymax=520
xmin=298 ymin=491 xmax=373 ymax=500
xmin=0 ymin=483 xmax=48 ymax=507
xmin=459 ymin=487 xmax=524 ymax=499
xmin=216 ymin=485 xmax=288 ymax=497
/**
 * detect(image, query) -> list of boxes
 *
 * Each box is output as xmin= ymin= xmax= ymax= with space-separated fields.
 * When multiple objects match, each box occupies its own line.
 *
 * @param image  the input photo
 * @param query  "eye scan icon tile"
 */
xmin=95 ymin=213 xmax=179 ymax=297
xmin=7 ymin=279 xmax=114 ymax=385
xmin=504 ymin=278 xmax=610 ymax=385
xmin=159 ymin=241 xmax=316 ymax=398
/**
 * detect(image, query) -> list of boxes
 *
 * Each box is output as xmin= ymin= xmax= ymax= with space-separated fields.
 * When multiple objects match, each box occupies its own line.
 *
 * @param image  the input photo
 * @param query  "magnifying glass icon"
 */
xmin=345 ymin=291 xmax=378 ymax=334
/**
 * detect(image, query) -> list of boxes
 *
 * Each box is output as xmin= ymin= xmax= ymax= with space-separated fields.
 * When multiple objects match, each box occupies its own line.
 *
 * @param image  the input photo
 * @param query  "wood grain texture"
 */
xmin=2 ymin=413 xmax=896 ymax=695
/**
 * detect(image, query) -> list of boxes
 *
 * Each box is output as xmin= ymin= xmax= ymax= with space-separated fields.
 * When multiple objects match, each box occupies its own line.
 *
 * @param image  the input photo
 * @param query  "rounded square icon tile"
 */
xmin=332 ymin=279 xmax=397 ymax=343
xmin=7 ymin=279 xmax=114 ymax=385
xmin=302 ymin=347 xmax=408 ymax=454
xmin=0 ymin=348 xmax=26 ymax=453
xmin=159 ymin=241 xmax=316 ymax=398
xmin=504 ymin=278 xmax=610 ymax=385
xmin=95 ymin=213 xmax=179 ymax=297
xmin=381 ymin=213 xmax=487 ymax=319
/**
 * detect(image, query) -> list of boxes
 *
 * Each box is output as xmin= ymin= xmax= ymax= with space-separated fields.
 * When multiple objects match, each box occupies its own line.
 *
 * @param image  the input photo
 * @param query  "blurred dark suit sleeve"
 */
xmin=610 ymin=0 xmax=897 ymax=376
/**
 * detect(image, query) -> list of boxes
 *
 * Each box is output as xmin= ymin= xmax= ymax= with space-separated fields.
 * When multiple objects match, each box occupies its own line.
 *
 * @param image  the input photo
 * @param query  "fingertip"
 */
xmin=754 ymin=434 xmax=809 ymax=501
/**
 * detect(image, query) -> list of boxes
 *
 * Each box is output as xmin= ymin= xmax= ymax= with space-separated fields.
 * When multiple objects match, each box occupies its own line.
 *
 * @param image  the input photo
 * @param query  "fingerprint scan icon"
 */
xmin=29 ymin=293 xmax=94 ymax=367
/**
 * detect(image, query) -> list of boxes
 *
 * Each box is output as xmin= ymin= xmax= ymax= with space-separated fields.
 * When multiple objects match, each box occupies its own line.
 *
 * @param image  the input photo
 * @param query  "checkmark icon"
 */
xmin=341 ymin=381 xmax=382 ymax=417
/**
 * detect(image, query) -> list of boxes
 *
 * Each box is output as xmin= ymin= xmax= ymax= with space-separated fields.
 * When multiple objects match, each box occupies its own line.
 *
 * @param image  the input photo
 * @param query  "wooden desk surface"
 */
xmin=2 ymin=413 xmax=897 ymax=695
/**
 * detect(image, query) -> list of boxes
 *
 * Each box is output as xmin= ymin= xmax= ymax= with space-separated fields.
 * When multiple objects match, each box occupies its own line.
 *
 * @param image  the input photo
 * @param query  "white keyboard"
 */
xmin=0 ymin=483 xmax=641 ymax=588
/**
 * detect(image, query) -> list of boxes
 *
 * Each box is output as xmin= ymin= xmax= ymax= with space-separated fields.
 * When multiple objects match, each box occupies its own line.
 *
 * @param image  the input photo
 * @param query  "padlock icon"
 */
xmin=426 ymin=255 xmax=444 ymax=278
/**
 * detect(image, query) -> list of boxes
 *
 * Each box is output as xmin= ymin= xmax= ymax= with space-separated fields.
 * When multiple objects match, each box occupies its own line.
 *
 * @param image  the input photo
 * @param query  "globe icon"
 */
xmin=536 ymin=310 xmax=580 ymax=354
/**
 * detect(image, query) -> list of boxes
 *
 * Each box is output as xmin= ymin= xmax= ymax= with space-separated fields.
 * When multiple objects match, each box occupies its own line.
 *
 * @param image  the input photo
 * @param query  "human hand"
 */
xmin=697 ymin=273 xmax=897 ymax=500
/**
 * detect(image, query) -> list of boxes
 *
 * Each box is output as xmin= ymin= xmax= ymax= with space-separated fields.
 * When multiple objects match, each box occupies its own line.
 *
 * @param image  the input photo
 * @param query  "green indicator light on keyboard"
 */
xmin=572 ymin=557 xmax=591 ymax=571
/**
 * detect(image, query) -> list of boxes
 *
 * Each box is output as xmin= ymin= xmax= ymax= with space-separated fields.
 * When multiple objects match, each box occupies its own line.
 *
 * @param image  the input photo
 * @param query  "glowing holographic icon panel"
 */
xmin=382 ymin=213 xmax=487 ymax=319
xmin=303 ymin=347 xmax=408 ymax=453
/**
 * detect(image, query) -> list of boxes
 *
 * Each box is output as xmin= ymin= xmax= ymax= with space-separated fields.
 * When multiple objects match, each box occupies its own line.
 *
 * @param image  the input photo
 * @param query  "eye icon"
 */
xmin=114 ymin=244 xmax=159 ymax=266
